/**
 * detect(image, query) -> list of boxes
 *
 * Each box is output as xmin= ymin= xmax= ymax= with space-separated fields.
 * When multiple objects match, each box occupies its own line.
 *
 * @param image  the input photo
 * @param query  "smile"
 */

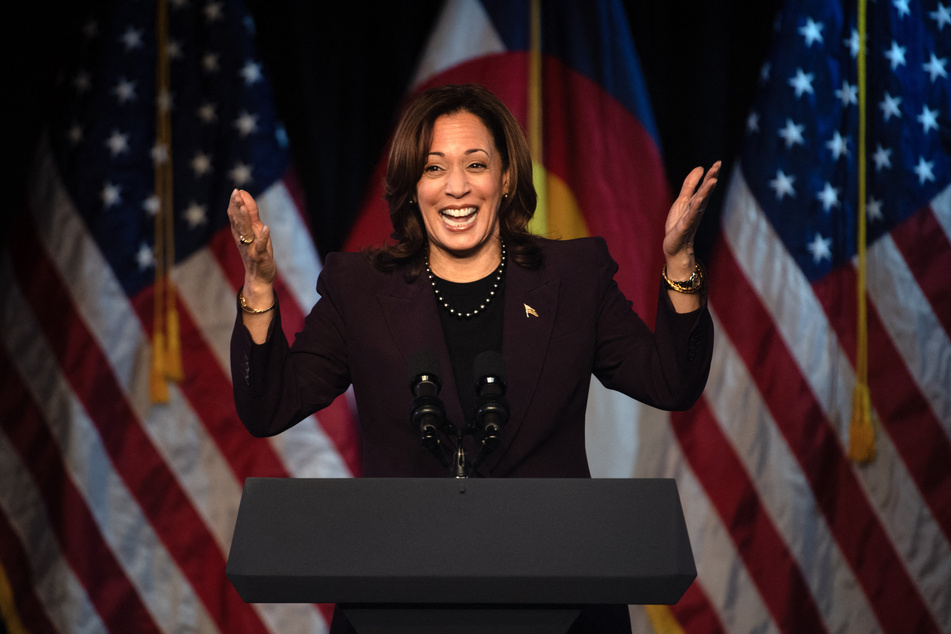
xmin=439 ymin=206 xmax=478 ymax=228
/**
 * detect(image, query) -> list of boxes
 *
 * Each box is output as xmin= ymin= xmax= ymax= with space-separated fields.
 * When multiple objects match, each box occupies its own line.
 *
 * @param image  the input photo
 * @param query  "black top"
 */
xmin=431 ymin=269 xmax=505 ymax=427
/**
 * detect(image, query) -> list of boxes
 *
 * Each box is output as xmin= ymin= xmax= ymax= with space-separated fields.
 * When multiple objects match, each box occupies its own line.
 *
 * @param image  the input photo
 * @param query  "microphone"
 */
xmin=408 ymin=349 xmax=447 ymax=457
xmin=472 ymin=351 xmax=509 ymax=451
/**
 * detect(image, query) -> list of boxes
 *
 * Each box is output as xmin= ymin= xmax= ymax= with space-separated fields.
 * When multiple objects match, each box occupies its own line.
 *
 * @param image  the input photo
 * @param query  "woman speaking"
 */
xmin=228 ymin=83 xmax=717 ymax=631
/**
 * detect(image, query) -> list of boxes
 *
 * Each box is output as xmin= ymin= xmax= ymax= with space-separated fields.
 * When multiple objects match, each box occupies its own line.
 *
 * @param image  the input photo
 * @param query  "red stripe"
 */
xmin=208 ymin=226 xmax=362 ymax=477
xmin=0 ymin=348 xmax=161 ymax=634
xmin=0 ymin=471 xmax=65 ymax=634
xmin=812 ymin=259 xmax=951 ymax=542
xmin=542 ymin=57 xmax=671 ymax=320
xmin=671 ymin=402 xmax=826 ymax=633
xmin=889 ymin=205 xmax=951 ymax=337
xmin=710 ymin=234 xmax=941 ymax=633
xmin=11 ymin=217 xmax=272 ymax=633
xmin=670 ymin=581 xmax=727 ymax=634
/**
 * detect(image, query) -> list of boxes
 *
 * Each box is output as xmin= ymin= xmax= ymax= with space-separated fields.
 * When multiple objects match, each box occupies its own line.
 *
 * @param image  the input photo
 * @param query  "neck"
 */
xmin=428 ymin=239 xmax=503 ymax=282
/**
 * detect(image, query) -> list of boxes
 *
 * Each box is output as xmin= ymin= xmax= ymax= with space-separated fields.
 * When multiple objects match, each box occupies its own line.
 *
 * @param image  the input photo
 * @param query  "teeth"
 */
xmin=441 ymin=207 xmax=477 ymax=218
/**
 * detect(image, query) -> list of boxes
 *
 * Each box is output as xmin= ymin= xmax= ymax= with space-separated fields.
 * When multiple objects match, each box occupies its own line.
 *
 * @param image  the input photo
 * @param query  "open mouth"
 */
xmin=440 ymin=206 xmax=478 ymax=229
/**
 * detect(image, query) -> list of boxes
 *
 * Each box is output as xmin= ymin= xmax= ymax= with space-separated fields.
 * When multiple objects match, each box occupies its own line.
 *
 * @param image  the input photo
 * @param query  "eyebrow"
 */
xmin=426 ymin=148 xmax=491 ymax=157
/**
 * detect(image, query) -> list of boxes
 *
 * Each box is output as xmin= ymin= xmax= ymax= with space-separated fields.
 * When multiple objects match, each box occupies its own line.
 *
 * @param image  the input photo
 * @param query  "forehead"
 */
xmin=429 ymin=111 xmax=497 ymax=154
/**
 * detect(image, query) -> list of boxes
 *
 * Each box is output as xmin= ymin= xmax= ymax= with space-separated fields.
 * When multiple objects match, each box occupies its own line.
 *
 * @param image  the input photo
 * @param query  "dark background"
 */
xmin=10 ymin=1 xmax=781 ymax=261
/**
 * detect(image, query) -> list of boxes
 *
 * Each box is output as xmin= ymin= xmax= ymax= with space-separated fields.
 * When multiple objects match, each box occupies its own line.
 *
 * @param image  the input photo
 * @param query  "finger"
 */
xmin=678 ymin=166 xmax=705 ymax=200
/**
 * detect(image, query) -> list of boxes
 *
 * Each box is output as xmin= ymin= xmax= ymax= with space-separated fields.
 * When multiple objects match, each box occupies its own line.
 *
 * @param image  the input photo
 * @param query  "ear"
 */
xmin=502 ymin=169 xmax=512 ymax=197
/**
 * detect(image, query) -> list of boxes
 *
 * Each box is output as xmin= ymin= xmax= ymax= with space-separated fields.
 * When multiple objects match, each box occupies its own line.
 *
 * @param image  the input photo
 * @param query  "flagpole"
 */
xmin=528 ymin=0 xmax=548 ymax=235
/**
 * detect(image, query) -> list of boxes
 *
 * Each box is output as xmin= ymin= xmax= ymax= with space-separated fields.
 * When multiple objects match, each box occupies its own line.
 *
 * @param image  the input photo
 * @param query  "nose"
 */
xmin=444 ymin=165 xmax=470 ymax=198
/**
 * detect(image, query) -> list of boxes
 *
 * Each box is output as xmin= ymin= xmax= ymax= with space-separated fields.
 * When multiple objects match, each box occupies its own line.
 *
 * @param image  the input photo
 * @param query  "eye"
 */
xmin=467 ymin=161 xmax=487 ymax=171
xmin=423 ymin=164 xmax=443 ymax=173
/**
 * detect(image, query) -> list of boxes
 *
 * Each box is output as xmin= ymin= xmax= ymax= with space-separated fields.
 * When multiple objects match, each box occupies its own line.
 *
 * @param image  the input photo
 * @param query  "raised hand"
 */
xmin=227 ymin=189 xmax=276 ymax=288
xmin=663 ymin=161 xmax=721 ymax=266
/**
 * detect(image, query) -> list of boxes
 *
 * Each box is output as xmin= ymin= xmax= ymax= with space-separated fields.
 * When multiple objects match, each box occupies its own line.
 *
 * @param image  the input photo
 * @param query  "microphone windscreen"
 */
xmin=409 ymin=348 xmax=441 ymax=384
xmin=473 ymin=350 xmax=506 ymax=384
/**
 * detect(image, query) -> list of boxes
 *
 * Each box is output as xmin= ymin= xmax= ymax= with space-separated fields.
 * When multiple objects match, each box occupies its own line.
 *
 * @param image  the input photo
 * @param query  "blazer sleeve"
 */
xmin=590 ymin=239 xmax=714 ymax=410
xmin=230 ymin=257 xmax=353 ymax=437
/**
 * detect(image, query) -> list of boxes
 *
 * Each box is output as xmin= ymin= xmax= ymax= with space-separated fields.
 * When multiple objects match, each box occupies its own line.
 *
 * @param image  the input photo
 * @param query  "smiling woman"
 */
xmin=227 ymin=83 xmax=718 ymax=634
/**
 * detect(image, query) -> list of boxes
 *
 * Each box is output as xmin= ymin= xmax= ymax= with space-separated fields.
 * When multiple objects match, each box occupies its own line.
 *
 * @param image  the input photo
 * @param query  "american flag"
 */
xmin=0 ymin=0 xmax=358 ymax=632
xmin=655 ymin=0 xmax=951 ymax=632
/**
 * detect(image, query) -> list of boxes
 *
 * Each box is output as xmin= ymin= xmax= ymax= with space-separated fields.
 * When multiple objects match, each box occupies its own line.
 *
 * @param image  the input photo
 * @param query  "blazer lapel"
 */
xmin=377 ymin=271 xmax=466 ymax=429
xmin=479 ymin=261 xmax=559 ymax=473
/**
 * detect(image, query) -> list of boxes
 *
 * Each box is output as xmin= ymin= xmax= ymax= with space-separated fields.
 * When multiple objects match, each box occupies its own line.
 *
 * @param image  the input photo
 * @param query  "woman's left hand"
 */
xmin=664 ymin=161 xmax=721 ymax=267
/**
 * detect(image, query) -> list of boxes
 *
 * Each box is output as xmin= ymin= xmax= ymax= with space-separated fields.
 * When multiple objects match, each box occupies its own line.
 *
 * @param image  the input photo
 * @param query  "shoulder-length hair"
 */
xmin=368 ymin=84 xmax=541 ymax=279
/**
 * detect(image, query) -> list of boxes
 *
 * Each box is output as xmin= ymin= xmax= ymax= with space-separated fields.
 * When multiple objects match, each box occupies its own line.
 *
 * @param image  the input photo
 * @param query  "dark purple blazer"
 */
xmin=231 ymin=237 xmax=713 ymax=478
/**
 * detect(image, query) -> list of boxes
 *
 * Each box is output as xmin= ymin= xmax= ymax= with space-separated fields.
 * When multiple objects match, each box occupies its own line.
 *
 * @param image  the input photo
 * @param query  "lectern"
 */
xmin=226 ymin=478 xmax=695 ymax=633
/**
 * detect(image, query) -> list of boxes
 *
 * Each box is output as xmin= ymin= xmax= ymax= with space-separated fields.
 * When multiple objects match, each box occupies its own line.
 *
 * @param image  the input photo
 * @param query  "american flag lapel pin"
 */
xmin=524 ymin=304 xmax=539 ymax=318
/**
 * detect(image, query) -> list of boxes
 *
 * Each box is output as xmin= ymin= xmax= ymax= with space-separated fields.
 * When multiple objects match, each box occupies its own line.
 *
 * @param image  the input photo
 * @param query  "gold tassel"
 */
xmin=644 ymin=605 xmax=684 ymax=634
xmin=848 ymin=383 xmax=875 ymax=463
xmin=150 ymin=331 xmax=170 ymax=403
xmin=164 ymin=285 xmax=184 ymax=381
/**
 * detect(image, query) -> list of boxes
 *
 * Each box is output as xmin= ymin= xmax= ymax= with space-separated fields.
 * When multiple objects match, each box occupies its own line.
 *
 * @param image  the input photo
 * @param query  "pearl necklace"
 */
xmin=426 ymin=242 xmax=506 ymax=319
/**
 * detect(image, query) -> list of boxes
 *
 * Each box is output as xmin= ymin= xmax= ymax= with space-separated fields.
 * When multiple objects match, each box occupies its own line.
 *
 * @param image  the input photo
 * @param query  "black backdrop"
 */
xmin=11 ymin=0 xmax=781 ymax=260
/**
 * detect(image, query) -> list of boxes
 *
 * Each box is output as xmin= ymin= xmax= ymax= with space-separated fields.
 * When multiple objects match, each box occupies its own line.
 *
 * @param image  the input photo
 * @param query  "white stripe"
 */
xmin=0 ymin=431 xmax=106 ymax=634
xmin=259 ymin=179 xmax=322 ymax=310
xmin=0 ymin=257 xmax=215 ymax=634
xmin=866 ymin=233 xmax=951 ymax=435
xmin=631 ymin=409 xmax=778 ymax=634
xmin=706 ymin=308 xmax=879 ymax=633
xmin=410 ymin=0 xmax=507 ymax=89
xmin=722 ymin=167 xmax=951 ymax=626
xmin=27 ymin=141 xmax=328 ymax=632
xmin=930 ymin=183 xmax=951 ymax=241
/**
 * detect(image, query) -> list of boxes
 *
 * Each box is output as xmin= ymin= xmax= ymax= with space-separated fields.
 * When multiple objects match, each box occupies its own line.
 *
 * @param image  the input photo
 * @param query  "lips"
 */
xmin=439 ymin=206 xmax=477 ymax=229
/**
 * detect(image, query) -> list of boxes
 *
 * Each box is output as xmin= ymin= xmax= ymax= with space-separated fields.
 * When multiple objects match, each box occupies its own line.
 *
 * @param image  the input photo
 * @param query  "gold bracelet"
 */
xmin=239 ymin=291 xmax=276 ymax=314
xmin=662 ymin=263 xmax=704 ymax=294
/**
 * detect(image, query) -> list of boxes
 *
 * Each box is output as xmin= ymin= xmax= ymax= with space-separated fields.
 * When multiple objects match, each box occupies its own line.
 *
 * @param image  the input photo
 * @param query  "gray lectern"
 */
xmin=226 ymin=478 xmax=695 ymax=633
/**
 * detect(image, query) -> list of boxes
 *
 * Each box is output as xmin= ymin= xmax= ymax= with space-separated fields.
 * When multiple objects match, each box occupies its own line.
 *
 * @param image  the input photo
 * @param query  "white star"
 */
xmin=105 ymin=130 xmax=130 ymax=156
xmin=234 ymin=111 xmax=259 ymax=136
xmin=879 ymin=92 xmax=902 ymax=121
xmin=913 ymin=156 xmax=935 ymax=184
xmin=191 ymin=152 xmax=212 ymax=176
xmin=197 ymin=102 xmax=217 ymax=123
xmin=151 ymin=143 xmax=169 ymax=165
xmin=923 ymin=53 xmax=948 ymax=82
xmin=183 ymin=202 xmax=208 ymax=228
xmin=825 ymin=131 xmax=850 ymax=160
xmin=67 ymin=123 xmax=84 ymax=144
xmin=866 ymin=197 xmax=884 ymax=222
xmin=157 ymin=89 xmax=173 ymax=114
xmin=202 ymin=53 xmax=219 ymax=73
xmin=101 ymin=182 xmax=122 ymax=208
xmin=143 ymin=196 xmax=161 ymax=216
xmin=931 ymin=3 xmax=951 ymax=30
xmin=204 ymin=1 xmax=224 ymax=22
xmin=917 ymin=105 xmax=939 ymax=134
xmin=893 ymin=0 xmax=911 ymax=18
xmin=230 ymin=162 xmax=253 ymax=186
xmin=769 ymin=169 xmax=797 ymax=200
xmin=120 ymin=26 xmax=144 ymax=51
xmin=807 ymin=233 xmax=833 ymax=263
xmin=872 ymin=144 xmax=893 ymax=171
xmin=136 ymin=243 xmax=155 ymax=271
xmin=816 ymin=182 xmax=840 ymax=212
xmin=835 ymin=81 xmax=857 ymax=107
xmin=788 ymin=68 xmax=815 ymax=98
xmin=845 ymin=29 xmax=861 ymax=58
xmin=884 ymin=41 xmax=907 ymax=70
xmin=746 ymin=111 xmax=760 ymax=134
xmin=799 ymin=17 xmax=824 ymax=47
xmin=73 ymin=71 xmax=92 ymax=93
xmin=240 ymin=61 xmax=263 ymax=85
xmin=82 ymin=19 xmax=99 ymax=39
xmin=778 ymin=119 xmax=806 ymax=148
xmin=166 ymin=39 xmax=183 ymax=61
xmin=113 ymin=77 xmax=137 ymax=104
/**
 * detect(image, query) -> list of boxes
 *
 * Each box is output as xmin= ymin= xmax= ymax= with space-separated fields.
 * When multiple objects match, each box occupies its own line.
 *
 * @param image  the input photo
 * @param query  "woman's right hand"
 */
xmin=227 ymin=189 xmax=277 ymax=291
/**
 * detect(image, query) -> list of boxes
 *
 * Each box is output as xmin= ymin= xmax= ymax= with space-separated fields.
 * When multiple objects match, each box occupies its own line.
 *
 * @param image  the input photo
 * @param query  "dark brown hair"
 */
xmin=368 ymin=84 xmax=541 ymax=278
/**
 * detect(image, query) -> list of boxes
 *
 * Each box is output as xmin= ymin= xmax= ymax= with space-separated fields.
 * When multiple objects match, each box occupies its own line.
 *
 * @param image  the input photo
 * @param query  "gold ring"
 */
xmin=239 ymin=234 xmax=254 ymax=245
